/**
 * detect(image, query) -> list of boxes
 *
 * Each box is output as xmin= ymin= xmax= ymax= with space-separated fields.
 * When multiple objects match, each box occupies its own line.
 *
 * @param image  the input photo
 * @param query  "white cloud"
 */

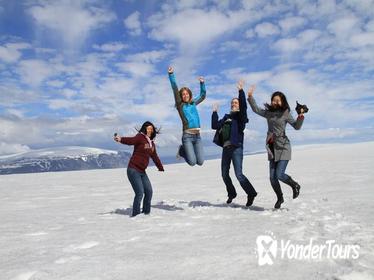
xmin=327 ymin=16 xmax=360 ymax=38
xmin=0 ymin=142 xmax=30 ymax=156
xmin=28 ymin=0 xmax=115 ymax=48
xmin=254 ymin=22 xmax=280 ymax=37
xmin=116 ymin=50 xmax=167 ymax=77
xmin=342 ymin=0 xmax=374 ymax=17
xmin=48 ymin=99 xmax=75 ymax=110
xmin=245 ymin=29 xmax=255 ymax=38
xmin=116 ymin=62 xmax=154 ymax=77
xmin=148 ymin=8 xmax=249 ymax=51
xmin=5 ymin=109 xmax=25 ymax=118
xmin=366 ymin=19 xmax=374 ymax=31
xmin=274 ymin=29 xmax=321 ymax=52
xmin=93 ymin=42 xmax=127 ymax=52
xmin=17 ymin=59 xmax=55 ymax=86
xmin=124 ymin=11 xmax=142 ymax=36
xmin=223 ymin=68 xmax=272 ymax=84
xmin=0 ymin=42 xmax=31 ymax=63
xmin=279 ymin=16 xmax=306 ymax=33
xmin=46 ymin=79 xmax=65 ymax=88
xmin=350 ymin=32 xmax=374 ymax=47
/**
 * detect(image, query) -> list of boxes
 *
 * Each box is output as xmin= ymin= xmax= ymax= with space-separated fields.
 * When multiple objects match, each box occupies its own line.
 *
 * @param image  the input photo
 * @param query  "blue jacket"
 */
xmin=169 ymin=73 xmax=206 ymax=131
xmin=211 ymin=89 xmax=248 ymax=147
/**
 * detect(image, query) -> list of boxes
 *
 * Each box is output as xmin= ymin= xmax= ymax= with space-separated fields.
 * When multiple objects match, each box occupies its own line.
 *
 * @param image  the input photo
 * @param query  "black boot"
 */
xmin=284 ymin=177 xmax=301 ymax=199
xmin=226 ymin=194 xmax=237 ymax=204
xmin=274 ymin=195 xmax=284 ymax=209
xmin=246 ymin=193 xmax=257 ymax=207
xmin=176 ymin=145 xmax=186 ymax=159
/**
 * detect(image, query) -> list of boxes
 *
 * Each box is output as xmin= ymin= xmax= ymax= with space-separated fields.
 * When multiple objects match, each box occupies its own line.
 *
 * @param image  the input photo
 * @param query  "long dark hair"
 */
xmin=179 ymin=87 xmax=192 ymax=103
xmin=136 ymin=121 xmax=161 ymax=140
xmin=265 ymin=91 xmax=290 ymax=112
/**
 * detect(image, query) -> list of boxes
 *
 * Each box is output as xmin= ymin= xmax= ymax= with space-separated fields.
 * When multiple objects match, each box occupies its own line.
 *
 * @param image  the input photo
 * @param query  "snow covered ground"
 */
xmin=1 ymin=142 xmax=373 ymax=280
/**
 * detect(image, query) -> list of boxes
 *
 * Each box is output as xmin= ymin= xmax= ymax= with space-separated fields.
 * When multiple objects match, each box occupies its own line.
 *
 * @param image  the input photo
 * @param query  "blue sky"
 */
xmin=0 ymin=0 xmax=373 ymax=156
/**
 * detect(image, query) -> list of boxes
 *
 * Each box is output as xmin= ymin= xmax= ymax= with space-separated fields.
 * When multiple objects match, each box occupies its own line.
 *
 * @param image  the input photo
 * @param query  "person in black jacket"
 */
xmin=211 ymin=80 xmax=257 ymax=206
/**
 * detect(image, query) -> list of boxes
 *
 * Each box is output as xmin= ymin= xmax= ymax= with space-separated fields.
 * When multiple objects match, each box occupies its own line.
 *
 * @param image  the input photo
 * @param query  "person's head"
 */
xmin=231 ymin=98 xmax=240 ymax=112
xmin=265 ymin=91 xmax=290 ymax=112
xmin=138 ymin=121 xmax=160 ymax=140
xmin=179 ymin=87 xmax=192 ymax=103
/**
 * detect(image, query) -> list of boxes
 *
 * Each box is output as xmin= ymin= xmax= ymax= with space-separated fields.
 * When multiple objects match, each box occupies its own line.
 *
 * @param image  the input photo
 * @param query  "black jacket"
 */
xmin=211 ymin=89 xmax=248 ymax=147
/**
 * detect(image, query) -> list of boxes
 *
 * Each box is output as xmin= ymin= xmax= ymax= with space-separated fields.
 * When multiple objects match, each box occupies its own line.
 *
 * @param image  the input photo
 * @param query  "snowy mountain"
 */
xmin=0 ymin=146 xmax=132 ymax=175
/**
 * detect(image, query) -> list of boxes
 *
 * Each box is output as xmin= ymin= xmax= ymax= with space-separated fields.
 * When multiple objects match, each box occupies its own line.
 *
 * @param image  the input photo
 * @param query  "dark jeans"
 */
xmin=269 ymin=160 xmax=290 ymax=197
xmin=127 ymin=167 xmax=153 ymax=217
xmin=221 ymin=145 xmax=257 ymax=198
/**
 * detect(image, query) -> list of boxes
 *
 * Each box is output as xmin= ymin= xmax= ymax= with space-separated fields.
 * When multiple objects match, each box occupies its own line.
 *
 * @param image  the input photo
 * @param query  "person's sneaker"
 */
xmin=226 ymin=194 xmax=237 ymax=204
xmin=274 ymin=196 xmax=284 ymax=209
xmin=246 ymin=194 xmax=257 ymax=207
xmin=292 ymin=183 xmax=300 ymax=199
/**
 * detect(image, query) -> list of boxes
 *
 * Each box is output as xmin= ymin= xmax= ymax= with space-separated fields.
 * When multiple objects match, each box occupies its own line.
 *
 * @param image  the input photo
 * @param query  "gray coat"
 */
xmin=247 ymin=95 xmax=304 ymax=162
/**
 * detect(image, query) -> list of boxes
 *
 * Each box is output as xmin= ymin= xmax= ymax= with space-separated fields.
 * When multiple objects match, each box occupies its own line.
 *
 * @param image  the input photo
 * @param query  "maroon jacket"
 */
xmin=120 ymin=133 xmax=164 ymax=173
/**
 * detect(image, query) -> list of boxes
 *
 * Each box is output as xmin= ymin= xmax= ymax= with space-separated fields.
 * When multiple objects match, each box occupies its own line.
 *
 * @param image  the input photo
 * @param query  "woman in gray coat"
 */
xmin=247 ymin=86 xmax=305 ymax=209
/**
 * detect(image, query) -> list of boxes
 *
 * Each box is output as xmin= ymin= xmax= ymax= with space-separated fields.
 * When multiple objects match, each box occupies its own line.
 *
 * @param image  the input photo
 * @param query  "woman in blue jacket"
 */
xmin=211 ymin=80 xmax=257 ymax=206
xmin=168 ymin=66 xmax=206 ymax=166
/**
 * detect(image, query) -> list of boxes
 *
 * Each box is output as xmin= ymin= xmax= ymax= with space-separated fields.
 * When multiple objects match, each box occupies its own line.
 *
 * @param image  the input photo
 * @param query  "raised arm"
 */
xmin=168 ymin=67 xmax=181 ymax=107
xmin=193 ymin=76 xmax=206 ymax=105
xmin=151 ymin=146 xmax=164 ymax=171
xmin=247 ymin=85 xmax=267 ymax=118
xmin=286 ymin=111 xmax=304 ymax=130
xmin=237 ymin=80 xmax=248 ymax=122
xmin=211 ymin=104 xmax=226 ymax=130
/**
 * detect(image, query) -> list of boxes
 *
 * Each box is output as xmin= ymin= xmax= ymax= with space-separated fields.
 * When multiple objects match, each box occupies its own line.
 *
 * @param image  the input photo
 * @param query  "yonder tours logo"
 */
xmin=255 ymin=231 xmax=360 ymax=266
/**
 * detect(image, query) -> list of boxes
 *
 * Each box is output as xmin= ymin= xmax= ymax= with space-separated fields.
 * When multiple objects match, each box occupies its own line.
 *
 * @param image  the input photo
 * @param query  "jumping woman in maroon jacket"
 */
xmin=114 ymin=121 xmax=164 ymax=217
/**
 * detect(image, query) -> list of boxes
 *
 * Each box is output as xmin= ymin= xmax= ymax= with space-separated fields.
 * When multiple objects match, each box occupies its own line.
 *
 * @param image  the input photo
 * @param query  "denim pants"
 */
xmin=127 ymin=167 xmax=153 ymax=217
xmin=182 ymin=132 xmax=204 ymax=166
xmin=269 ymin=160 xmax=290 ymax=197
xmin=221 ymin=145 xmax=257 ymax=198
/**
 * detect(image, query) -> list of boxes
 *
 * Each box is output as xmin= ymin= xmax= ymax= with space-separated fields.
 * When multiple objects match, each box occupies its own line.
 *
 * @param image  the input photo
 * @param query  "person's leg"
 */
xmin=182 ymin=133 xmax=197 ymax=166
xmin=193 ymin=134 xmax=204 ymax=166
xmin=269 ymin=160 xmax=284 ymax=208
xmin=140 ymin=172 xmax=153 ymax=215
xmin=127 ymin=168 xmax=144 ymax=217
xmin=275 ymin=160 xmax=290 ymax=182
xmin=275 ymin=160 xmax=300 ymax=199
xmin=232 ymin=146 xmax=257 ymax=198
xmin=221 ymin=147 xmax=237 ymax=200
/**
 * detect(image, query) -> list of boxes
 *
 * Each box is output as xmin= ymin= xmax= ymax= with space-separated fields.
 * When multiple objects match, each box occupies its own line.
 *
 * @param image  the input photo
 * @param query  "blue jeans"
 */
xmin=269 ymin=160 xmax=290 ymax=197
xmin=127 ymin=167 xmax=153 ymax=217
xmin=221 ymin=146 xmax=257 ymax=198
xmin=182 ymin=132 xmax=204 ymax=166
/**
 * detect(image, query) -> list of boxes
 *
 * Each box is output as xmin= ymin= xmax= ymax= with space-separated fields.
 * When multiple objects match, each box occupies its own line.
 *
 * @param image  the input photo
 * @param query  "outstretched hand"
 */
xmin=168 ymin=66 xmax=174 ymax=74
xmin=247 ymin=85 xmax=256 ymax=98
xmin=237 ymin=79 xmax=244 ymax=90
xmin=114 ymin=135 xmax=121 ymax=142
xmin=198 ymin=76 xmax=205 ymax=83
xmin=212 ymin=103 xmax=219 ymax=112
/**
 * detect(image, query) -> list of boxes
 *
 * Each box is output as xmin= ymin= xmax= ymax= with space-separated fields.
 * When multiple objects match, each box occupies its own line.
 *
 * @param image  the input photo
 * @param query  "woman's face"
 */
xmin=231 ymin=98 xmax=240 ymax=111
xmin=181 ymin=89 xmax=191 ymax=103
xmin=146 ymin=125 xmax=154 ymax=137
xmin=271 ymin=95 xmax=282 ymax=108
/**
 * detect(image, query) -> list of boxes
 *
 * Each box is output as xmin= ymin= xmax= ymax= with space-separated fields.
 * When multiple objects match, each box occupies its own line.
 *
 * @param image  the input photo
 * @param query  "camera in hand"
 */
xmin=295 ymin=101 xmax=309 ymax=114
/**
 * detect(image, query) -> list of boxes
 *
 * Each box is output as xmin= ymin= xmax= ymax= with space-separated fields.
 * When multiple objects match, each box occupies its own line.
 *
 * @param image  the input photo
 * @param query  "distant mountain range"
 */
xmin=0 ymin=147 xmax=132 ymax=175
xmin=0 ymin=145 xmax=269 ymax=175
